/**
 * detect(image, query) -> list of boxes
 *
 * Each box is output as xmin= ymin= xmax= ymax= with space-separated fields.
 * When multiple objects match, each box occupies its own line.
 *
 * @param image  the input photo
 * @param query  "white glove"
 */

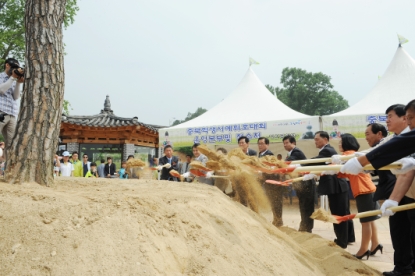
xmin=340 ymin=157 xmax=363 ymax=175
xmin=321 ymin=170 xmax=337 ymax=175
xmin=390 ymin=158 xmax=415 ymax=175
xmin=164 ymin=163 xmax=171 ymax=169
xmin=354 ymin=152 xmax=366 ymax=157
xmin=303 ymin=173 xmax=315 ymax=181
xmin=331 ymin=155 xmax=343 ymax=165
xmin=156 ymin=165 xmax=162 ymax=171
xmin=380 ymin=199 xmax=399 ymax=217
xmin=182 ymin=172 xmax=190 ymax=178
xmin=205 ymin=171 xmax=213 ymax=178
xmin=289 ymin=164 xmax=301 ymax=168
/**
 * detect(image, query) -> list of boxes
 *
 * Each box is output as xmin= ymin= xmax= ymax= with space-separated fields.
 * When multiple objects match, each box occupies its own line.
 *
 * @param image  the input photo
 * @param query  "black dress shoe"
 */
xmin=334 ymin=239 xmax=347 ymax=249
xmin=370 ymin=244 xmax=383 ymax=256
xmin=382 ymin=270 xmax=413 ymax=276
xmin=353 ymin=250 xmax=370 ymax=260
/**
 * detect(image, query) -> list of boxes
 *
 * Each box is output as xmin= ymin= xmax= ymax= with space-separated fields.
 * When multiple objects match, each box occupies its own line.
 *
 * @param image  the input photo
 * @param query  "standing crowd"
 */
xmin=156 ymin=100 xmax=415 ymax=276
xmin=54 ymin=152 xmax=132 ymax=179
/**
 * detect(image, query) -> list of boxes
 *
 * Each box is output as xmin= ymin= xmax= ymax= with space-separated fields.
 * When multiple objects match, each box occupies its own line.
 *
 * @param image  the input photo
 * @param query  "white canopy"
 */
xmin=169 ymin=68 xmax=310 ymax=129
xmin=330 ymin=45 xmax=415 ymax=116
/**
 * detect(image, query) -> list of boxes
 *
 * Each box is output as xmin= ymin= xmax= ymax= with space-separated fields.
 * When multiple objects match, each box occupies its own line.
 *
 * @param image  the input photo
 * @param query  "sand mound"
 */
xmin=0 ymin=178 xmax=379 ymax=275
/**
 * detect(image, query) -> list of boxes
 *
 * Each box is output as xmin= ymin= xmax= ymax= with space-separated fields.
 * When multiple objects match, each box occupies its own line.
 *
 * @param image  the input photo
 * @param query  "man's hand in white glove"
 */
xmin=164 ymin=163 xmax=171 ymax=169
xmin=321 ymin=170 xmax=337 ymax=175
xmin=182 ymin=172 xmax=190 ymax=178
xmin=303 ymin=173 xmax=316 ymax=181
xmin=156 ymin=165 xmax=162 ymax=171
xmin=331 ymin=155 xmax=343 ymax=165
xmin=380 ymin=199 xmax=399 ymax=217
xmin=391 ymin=158 xmax=415 ymax=175
xmin=340 ymin=157 xmax=363 ymax=175
xmin=205 ymin=171 xmax=213 ymax=178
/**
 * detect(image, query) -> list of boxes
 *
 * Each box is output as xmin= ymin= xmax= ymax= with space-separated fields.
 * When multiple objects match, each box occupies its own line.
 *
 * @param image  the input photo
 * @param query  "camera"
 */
xmin=0 ymin=113 xmax=5 ymax=123
xmin=9 ymin=62 xmax=24 ymax=78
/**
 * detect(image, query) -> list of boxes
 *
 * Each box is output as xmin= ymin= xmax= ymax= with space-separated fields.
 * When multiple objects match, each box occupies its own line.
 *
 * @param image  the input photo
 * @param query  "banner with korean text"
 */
xmin=321 ymin=114 xmax=388 ymax=139
xmin=159 ymin=117 xmax=320 ymax=149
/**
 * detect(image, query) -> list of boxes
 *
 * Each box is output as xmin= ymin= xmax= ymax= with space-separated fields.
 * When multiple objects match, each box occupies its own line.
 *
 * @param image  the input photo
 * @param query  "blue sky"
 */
xmin=63 ymin=0 xmax=415 ymax=126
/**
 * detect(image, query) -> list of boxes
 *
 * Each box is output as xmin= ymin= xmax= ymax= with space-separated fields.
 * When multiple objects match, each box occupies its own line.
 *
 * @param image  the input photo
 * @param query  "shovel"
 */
xmin=189 ymin=169 xmax=229 ymax=179
xmin=266 ymin=162 xmax=402 ymax=174
xmin=330 ymin=203 xmax=415 ymax=224
xmin=169 ymin=169 xmax=181 ymax=178
xmin=265 ymin=172 xmax=321 ymax=186
xmin=284 ymin=155 xmax=354 ymax=165
xmin=149 ymin=163 xmax=171 ymax=170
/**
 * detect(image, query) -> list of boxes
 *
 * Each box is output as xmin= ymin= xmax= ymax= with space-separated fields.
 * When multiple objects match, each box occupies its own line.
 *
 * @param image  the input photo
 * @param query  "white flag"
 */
xmin=397 ymin=34 xmax=409 ymax=45
xmin=249 ymin=57 xmax=259 ymax=66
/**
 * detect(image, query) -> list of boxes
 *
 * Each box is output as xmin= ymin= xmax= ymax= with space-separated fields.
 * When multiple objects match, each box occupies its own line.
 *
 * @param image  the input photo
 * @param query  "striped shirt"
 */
xmin=0 ymin=72 xmax=19 ymax=116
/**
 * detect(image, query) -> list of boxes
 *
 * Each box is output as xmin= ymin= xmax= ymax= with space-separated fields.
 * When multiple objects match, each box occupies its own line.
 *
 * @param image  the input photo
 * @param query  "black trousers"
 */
xmin=389 ymin=196 xmax=415 ymax=273
xmin=293 ymin=180 xmax=315 ymax=232
xmin=327 ymin=191 xmax=355 ymax=248
xmin=264 ymin=184 xmax=285 ymax=226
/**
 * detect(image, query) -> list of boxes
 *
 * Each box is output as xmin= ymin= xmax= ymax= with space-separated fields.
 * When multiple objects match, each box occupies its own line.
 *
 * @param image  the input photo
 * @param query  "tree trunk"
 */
xmin=5 ymin=0 xmax=67 ymax=185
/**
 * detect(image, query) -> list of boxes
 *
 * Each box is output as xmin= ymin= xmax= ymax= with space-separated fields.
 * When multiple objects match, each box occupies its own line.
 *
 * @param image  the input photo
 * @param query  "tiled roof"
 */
xmin=61 ymin=96 xmax=159 ymax=132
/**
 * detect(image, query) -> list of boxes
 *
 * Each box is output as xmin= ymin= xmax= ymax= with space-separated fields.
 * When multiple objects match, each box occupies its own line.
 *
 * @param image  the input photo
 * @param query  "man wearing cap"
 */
xmin=0 ymin=58 xmax=24 ymax=158
xmin=60 ymin=151 xmax=74 ymax=177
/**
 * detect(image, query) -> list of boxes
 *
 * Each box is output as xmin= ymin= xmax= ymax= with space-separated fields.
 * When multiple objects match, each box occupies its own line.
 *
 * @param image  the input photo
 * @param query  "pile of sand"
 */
xmin=0 ymin=178 xmax=379 ymax=275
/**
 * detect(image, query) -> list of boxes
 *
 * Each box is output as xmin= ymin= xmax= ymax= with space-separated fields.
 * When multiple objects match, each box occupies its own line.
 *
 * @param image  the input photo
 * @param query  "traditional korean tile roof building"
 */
xmin=59 ymin=96 xmax=161 ymax=165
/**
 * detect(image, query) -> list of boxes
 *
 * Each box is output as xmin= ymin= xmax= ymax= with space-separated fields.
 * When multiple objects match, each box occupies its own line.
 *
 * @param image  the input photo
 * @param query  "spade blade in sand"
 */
xmin=169 ymin=170 xmax=181 ymax=178
xmin=327 ymin=203 xmax=415 ymax=224
xmin=190 ymin=169 xmax=207 ymax=177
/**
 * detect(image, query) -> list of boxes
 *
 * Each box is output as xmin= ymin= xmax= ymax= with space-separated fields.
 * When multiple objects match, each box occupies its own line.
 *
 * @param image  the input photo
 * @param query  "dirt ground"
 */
xmin=0 ymin=178 xmax=380 ymax=275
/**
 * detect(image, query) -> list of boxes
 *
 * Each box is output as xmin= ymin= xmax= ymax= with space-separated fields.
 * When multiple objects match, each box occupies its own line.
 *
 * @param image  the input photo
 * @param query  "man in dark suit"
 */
xmin=238 ymin=136 xmax=257 ymax=156
xmin=257 ymin=137 xmax=285 ymax=227
xmin=283 ymin=135 xmax=315 ymax=233
xmin=345 ymin=102 xmax=415 ymax=276
xmin=257 ymin=137 xmax=274 ymax=157
xmin=158 ymin=145 xmax=179 ymax=181
xmin=350 ymin=103 xmax=415 ymax=172
xmin=307 ymin=131 xmax=355 ymax=248
xmin=104 ymin=156 xmax=116 ymax=178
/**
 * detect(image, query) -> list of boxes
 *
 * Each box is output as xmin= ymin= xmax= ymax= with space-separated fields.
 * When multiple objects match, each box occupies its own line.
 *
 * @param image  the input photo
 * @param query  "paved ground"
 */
xmin=265 ymin=196 xmax=395 ymax=273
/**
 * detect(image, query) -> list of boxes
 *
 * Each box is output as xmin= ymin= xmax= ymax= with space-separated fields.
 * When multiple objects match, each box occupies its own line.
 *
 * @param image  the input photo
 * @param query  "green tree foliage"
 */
xmin=63 ymin=99 xmax=72 ymax=115
xmin=266 ymin=67 xmax=349 ymax=116
xmin=172 ymin=107 xmax=207 ymax=126
xmin=0 ymin=0 xmax=79 ymax=64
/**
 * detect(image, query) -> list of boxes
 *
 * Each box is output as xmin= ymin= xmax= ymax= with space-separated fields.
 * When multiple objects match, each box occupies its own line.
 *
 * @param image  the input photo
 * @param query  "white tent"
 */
xmin=322 ymin=45 xmax=415 ymax=137
xmin=170 ymin=67 xmax=311 ymax=128
xmin=331 ymin=45 xmax=415 ymax=116
xmin=160 ymin=68 xmax=319 ymax=148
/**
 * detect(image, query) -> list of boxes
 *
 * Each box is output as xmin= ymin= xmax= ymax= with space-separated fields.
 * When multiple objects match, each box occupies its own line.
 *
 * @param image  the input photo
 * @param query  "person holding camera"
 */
xmin=0 ymin=58 xmax=24 ymax=158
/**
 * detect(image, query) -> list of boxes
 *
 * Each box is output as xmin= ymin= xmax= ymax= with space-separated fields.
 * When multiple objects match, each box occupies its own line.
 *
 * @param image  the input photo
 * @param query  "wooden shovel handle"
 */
xmin=292 ymin=162 xmax=402 ymax=173
xmin=287 ymin=155 xmax=354 ymax=165
xmin=355 ymin=203 xmax=415 ymax=219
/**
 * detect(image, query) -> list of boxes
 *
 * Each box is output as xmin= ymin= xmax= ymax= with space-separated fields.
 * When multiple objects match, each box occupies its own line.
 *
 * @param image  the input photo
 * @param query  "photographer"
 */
xmin=0 ymin=58 xmax=24 ymax=158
